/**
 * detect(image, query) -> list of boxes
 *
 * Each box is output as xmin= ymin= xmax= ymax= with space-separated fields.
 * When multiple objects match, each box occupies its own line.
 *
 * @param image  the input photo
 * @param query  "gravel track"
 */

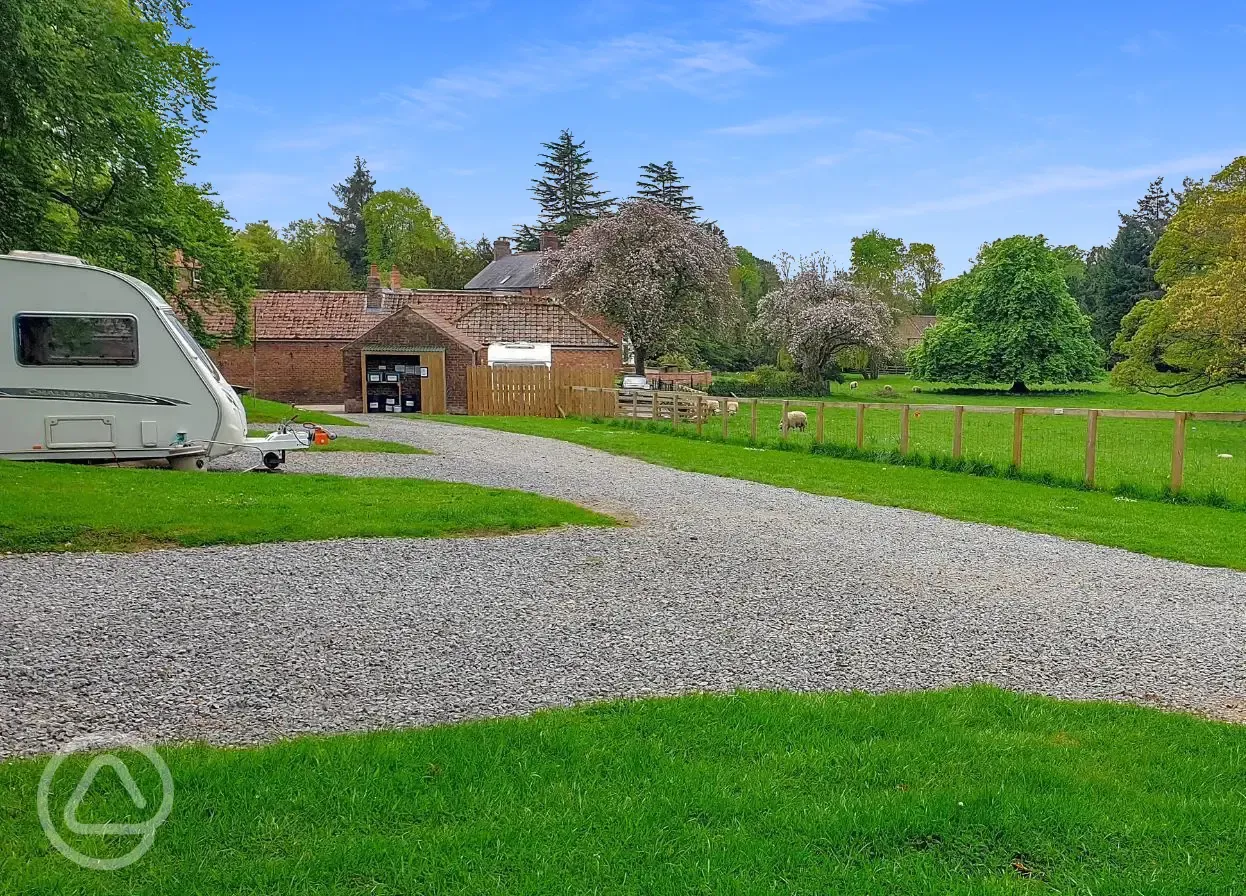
xmin=2 ymin=416 xmax=1244 ymax=757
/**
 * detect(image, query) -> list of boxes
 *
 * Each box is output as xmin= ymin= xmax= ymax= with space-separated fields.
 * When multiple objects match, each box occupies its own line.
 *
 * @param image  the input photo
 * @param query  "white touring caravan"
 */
xmin=1 ymin=251 xmax=305 ymax=470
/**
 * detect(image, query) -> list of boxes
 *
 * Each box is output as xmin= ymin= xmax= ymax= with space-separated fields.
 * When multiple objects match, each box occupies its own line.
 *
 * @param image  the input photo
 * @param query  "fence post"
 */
xmin=650 ymin=390 xmax=658 ymax=424
xmin=721 ymin=398 xmax=729 ymax=440
xmin=899 ymin=404 xmax=910 ymax=455
xmin=1171 ymin=411 xmax=1187 ymax=493
xmin=696 ymin=395 xmax=704 ymax=436
xmin=855 ymin=403 xmax=865 ymax=450
xmin=952 ymin=405 xmax=964 ymax=459
xmin=672 ymin=391 xmax=680 ymax=428
xmin=816 ymin=402 xmax=826 ymax=444
xmin=1012 ymin=408 xmax=1025 ymax=468
xmin=750 ymin=399 xmax=759 ymax=442
xmin=1084 ymin=409 xmax=1099 ymax=487
xmin=781 ymin=399 xmax=790 ymax=441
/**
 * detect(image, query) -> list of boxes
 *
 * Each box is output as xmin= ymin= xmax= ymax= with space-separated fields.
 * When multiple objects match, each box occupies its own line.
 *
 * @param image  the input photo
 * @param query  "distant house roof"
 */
xmin=897 ymin=314 xmax=938 ymax=344
xmin=197 ymin=287 xmax=615 ymax=349
xmin=463 ymin=253 xmax=545 ymax=290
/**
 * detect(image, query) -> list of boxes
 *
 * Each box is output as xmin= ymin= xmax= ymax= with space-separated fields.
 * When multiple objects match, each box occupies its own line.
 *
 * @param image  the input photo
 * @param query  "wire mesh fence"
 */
xmin=562 ymin=388 xmax=1246 ymax=508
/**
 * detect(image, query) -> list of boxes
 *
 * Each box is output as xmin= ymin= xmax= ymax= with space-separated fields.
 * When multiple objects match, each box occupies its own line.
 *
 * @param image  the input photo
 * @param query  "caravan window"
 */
xmin=15 ymin=314 xmax=138 ymax=367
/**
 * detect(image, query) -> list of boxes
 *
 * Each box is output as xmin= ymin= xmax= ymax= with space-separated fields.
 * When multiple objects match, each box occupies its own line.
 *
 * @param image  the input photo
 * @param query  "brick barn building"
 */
xmin=204 ymin=238 xmax=620 ymax=414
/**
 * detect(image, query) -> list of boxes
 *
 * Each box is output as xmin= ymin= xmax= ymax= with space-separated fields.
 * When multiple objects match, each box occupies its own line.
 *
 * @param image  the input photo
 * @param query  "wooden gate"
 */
xmin=467 ymin=366 xmax=615 ymax=417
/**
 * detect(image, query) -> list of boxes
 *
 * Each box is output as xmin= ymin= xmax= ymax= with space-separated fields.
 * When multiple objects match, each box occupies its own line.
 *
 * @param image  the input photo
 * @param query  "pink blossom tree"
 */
xmin=539 ymin=200 xmax=739 ymax=374
xmin=757 ymin=252 xmax=895 ymax=384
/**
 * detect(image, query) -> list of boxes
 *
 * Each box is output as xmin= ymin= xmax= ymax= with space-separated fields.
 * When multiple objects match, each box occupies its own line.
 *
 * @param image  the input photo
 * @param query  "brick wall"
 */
xmin=342 ymin=308 xmax=480 ymax=414
xmin=552 ymin=347 xmax=622 ymax=371
xmin=210 ymin=340 xmax=347 ymax=404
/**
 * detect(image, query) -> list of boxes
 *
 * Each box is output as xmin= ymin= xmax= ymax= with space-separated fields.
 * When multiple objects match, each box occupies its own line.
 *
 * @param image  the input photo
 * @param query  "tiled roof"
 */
xmin=352 ymin=305 xmax=484 ymax=352
xmin=451 ymin=299 xmax=615 ymax=348
xmin=198 ymin=289 xmax=616 ymax=349
xmin=897 ymin=314 xmax=938 ymax=343
xmin=462 ymin=253 xmax=545 ymax=290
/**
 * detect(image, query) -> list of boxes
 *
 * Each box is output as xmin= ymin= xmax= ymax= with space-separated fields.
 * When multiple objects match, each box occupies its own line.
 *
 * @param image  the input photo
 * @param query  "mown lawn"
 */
xmin=242 ymin=395 xmax=359 ymax=427
xmin=433 ymin=415 xmax=1246 ymax=570
xmin=0 ymin=460 xmax=611 ymax=553
xmin=3 ymin=688 xmax=1243 ymax=894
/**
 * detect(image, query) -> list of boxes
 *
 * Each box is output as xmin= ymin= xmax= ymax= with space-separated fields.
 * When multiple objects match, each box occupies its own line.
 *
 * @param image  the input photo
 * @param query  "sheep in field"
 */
xmin=702 ymin=399 xmax=720 ymax=416
xmin=779 ymin=410 xmax=808 ymax=432
xmin=726 ymin=400 xmax=739 ymax=416
xmin=849 ymin=381 xmax=859 ymax=390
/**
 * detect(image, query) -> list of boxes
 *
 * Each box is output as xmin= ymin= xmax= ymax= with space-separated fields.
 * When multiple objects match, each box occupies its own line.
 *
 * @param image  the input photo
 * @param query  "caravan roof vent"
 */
xmin=6 ymin=250 xmax=86 ymax=265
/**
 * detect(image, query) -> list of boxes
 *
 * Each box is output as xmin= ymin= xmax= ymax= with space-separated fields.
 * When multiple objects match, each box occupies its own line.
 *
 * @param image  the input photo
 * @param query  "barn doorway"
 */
xmin=363 ymin=353 xmax=424 ymax=414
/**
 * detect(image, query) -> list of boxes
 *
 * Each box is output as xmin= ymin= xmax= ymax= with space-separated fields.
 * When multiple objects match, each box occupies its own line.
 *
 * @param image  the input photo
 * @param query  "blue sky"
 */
xmin=188 ymin=0 xmax=1246 ymax=274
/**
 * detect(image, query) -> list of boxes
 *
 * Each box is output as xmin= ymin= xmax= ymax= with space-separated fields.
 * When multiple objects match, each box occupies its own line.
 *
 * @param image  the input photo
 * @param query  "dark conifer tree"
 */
xmin=633 ymin=161 xmax=701 ymax=219
xmin=323 ymin=156 xmax=376 ymax=283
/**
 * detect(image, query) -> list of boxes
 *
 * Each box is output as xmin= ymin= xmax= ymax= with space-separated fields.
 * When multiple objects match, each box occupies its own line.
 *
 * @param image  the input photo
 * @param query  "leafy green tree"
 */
xmin=909 ymin=235 xmax=1104 ymax=393
xmin=363 ymin=189 xmax=453 ymax=271
xmin=848 ymin=230 xmax=942 ymax=314
xmin=633 ymin=161 xmax=701 ymax=219
xmin=518 ymin=129 xmax=613 ymax=243
xmin=1113 ymin=158 xmax=1246 ymax=395
xmin=235 ymin=221 xmax=286 ymax=289
xmin=0 ymin=0 xmax=251 ymax=344
xmin=906 ymin=242 xmax=943 ymax=313
xmin=324 ymin=157 xmax=375 ymax=283
xmin=1080 ymin=179 xmax=1177 ymax=348
xmin=276 ymin=219 xmax=354 ymax=290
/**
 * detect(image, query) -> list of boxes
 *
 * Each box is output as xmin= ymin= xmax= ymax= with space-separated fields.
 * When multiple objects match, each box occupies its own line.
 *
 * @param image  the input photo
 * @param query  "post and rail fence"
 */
xmin=555 ymin=386 xmax=1246 ymax=498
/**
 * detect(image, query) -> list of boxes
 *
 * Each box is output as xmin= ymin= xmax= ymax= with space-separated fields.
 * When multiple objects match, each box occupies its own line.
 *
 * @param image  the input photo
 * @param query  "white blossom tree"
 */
xmin=757 ymin=252 xmax=895 ymax=384
xmin=539 ymin=200 xmax=738 ymax=374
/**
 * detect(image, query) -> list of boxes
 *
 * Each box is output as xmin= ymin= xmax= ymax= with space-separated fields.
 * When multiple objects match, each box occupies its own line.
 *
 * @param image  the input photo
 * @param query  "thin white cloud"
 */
xmin=749 ymin=0 xmax=912 ymax=25
xmin=840 ymin=152 xmax=1229 ymax=223
xmin=712 ymin=113 xmax=830 ymax=136
xmin=395 ymin=32 xmax=773 ymax=127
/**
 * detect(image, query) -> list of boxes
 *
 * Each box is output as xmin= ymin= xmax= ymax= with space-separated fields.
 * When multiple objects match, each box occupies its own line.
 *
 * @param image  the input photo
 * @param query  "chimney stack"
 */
xmin=492 ymin=237 xmax=512 ymax=261
xmin=366 ymin=263 xmax=383 ymax=310
xmin=539 ymin=230 xmax=560 ymax=252
xmin=390 ymin=265 xmax=402 ymax=290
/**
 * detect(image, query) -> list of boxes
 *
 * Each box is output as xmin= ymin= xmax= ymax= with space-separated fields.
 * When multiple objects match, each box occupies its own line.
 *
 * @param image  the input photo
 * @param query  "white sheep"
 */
xmin=881 ymin=384 xmax=895 ymax=396
xmin=849 ymin=381 xmax=859 ymax=390
xmin=779 ymin=410 xmax=808 ymax=432
xmin=726 ymin=400 xmax=739 ymax=416
xmin=702 ymin=398 xmax=720 ymax=416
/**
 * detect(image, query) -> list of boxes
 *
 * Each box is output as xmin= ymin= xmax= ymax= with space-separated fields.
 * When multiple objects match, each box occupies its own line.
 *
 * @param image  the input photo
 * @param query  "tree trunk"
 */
xmin=633 ymin=347 xmax=646 ymax=376
xmin=1010 ymin=380 xmax=1029 ymax=394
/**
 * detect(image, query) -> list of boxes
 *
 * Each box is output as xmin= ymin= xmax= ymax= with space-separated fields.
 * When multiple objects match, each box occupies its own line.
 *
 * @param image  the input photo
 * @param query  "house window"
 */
xmin=15 ymin=314 xmax=138 ymax=367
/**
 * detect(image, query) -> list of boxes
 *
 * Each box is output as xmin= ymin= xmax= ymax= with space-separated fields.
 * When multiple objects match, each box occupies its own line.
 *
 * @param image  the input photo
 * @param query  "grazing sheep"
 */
xmin=912 ymin=385 xmax=922 ymax=393
xmin=703 ymin=399 xmax=720 ymax=416
xmin=726 ymin=400 xmax=739 ymax=416
xmin=849 ymin=381 xmax=859 ymax=390
xmin=779 ymin=410 xmax=808 ymax=432
xmin=882 ymin=384 xmax=895 ymax=396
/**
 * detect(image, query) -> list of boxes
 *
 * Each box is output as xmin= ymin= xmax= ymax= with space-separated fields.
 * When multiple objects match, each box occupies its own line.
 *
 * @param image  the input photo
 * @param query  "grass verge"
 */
xmin=242 ymin=395 xmax=359 ymax=427
xmin=0 ymin=459 xmax=611 ymax=553
xmin=2 ymin=688 xmax=1243 ymax=894
xmin=432 ymin=415 xmax=1246 ymax=570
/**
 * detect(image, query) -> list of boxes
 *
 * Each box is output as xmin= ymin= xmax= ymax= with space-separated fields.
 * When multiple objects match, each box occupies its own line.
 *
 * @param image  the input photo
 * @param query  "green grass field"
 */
xmin=242 ymin=395 xmax=359 ymax=427
xmin=0 ymin=460 xmax=612 ymax=553
xmin=632 ymin=378 xmax=1246 ymax=507
xmin=433 ymin=415 xmax=1246 ymax=570
xmin=3 ymin=688 xmax=1242 ymax=894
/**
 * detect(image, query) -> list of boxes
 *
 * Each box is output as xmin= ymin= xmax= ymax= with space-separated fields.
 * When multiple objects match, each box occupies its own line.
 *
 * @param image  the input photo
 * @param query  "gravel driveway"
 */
xmin=2 ymin=416 xmax=1244 ymax=757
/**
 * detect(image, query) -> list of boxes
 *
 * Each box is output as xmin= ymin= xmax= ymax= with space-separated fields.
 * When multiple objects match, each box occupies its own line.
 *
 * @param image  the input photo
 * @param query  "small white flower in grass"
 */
xmin=1114 ymin=496 xmax=1138 ymax=503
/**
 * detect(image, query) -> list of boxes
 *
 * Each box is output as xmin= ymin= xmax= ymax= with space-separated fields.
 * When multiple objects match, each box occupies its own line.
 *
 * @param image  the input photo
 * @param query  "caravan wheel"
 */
xmin=169 ymin=455 xmax=208 ymax=472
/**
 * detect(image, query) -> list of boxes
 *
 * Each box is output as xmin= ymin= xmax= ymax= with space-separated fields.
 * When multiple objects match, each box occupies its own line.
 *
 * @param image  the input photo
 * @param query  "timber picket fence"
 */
xmin=466 ymin=367 xmax=616 ymax=418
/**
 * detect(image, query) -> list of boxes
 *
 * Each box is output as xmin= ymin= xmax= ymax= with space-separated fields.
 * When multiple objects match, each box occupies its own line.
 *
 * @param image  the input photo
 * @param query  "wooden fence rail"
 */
xmin=565 ymin=387 xmax=1246 ymax=496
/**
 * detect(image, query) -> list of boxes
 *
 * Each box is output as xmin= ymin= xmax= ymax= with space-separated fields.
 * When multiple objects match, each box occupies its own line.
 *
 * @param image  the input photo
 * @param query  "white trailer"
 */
xmin=0 ymin=251 xmax=305 ymax=470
